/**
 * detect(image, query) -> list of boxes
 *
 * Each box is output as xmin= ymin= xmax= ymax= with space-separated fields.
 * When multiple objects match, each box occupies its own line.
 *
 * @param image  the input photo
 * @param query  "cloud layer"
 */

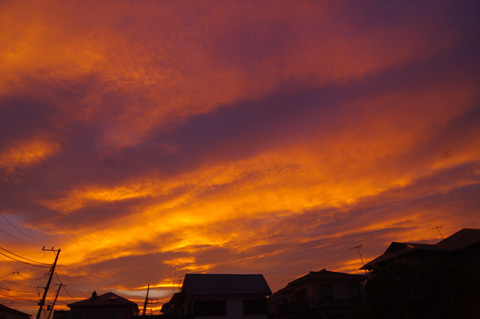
xmin=1 ymin=0 xmax=479 ymax=315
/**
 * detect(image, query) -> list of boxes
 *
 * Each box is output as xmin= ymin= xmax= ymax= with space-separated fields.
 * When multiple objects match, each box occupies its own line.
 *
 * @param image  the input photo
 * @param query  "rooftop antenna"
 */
xmin=429 ymin=226 xmax=444 ymax=240
xmin=350 ymin=244 xmax=366 ymax=273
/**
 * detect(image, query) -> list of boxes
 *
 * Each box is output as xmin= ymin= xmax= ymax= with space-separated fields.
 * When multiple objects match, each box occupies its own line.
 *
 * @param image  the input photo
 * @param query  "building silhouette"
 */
xmin=269 ymin=269 xmax=366 ymax=319
xmin=162 ymin=274 xmax=271 ymax=319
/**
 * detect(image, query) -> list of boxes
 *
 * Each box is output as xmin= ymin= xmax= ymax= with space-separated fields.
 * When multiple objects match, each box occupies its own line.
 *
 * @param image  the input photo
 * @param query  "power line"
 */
xmin=0 ymin=229 xmax=40 ymax=247
xmin=16 ymin=271 xmax=49 ymax=281
xmin=0 ymin=246 xmax=51 ymax=266
xmin=2 ymin=280 xmax=38 ymax=289
xmin=56 ymin=267 xmax=87 ymax=298
xmin=61 ymin=285 xmax=77 ymax=302
xmin=0 ymin=252 xmax=50 ymax=268
xmin=0 ymin=213 xmax=45 ymax=247
xmin=0 ymin=272 xmax=16 ymax=279
xmin=0 ymin=286 xmax=39 ymax=295
xmin=0 ymin=290 xmax=39 ymax=303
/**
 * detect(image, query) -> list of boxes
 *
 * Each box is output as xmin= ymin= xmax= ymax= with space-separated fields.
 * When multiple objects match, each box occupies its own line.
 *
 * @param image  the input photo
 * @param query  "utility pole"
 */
xmin=142 ymin=284 xmax=150 ymax=316
xmin=36 ymin=248 xmax=60 ymax=319
xmin=47 ymin=283 xmax=63 ymax=319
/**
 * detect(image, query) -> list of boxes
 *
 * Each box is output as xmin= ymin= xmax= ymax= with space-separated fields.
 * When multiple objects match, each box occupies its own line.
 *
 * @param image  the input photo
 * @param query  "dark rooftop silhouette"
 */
xmin=362 ymin=228 xmax=480 ymax=269
xmin=67 ymin=291 xmax=139 ymax=308
xmin=181 ymin=273 xmax=272 ymax=296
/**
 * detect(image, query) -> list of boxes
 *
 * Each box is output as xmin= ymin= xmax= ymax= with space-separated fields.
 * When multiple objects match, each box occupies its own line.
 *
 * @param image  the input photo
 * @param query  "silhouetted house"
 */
xmin=360 ymin=228 xmax=480 ymax=318
xmin=67 ymin=291 xmax=139 ymax=319
xmin=162 ymin=273 xmax=272 ymax=319
xmin=269 ymin=269 xmax=366 ymax=319
xmin=361 ymin=228 xmax=480 ymax=270
xmin=52 ymin=310 xmax=69 ymax=319
xmin=0 ymin=304 xmax=31 ymax=319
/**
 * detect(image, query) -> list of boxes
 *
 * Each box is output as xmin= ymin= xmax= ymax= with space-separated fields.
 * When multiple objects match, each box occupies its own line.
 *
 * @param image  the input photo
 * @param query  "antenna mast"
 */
xmin=430 ymin=226 xmax=444 ymax=240
xmin=350 ymin=244 xmax=366 ymax=272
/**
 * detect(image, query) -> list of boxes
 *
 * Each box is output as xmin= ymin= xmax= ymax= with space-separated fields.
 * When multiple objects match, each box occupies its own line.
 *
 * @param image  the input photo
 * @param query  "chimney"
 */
xmin=92 ymin=291 xmax=97 ymax=299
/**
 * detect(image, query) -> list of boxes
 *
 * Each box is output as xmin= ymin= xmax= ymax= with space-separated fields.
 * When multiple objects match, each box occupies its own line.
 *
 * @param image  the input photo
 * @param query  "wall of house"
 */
xmin=270 ymin=278 xmax=365 ymax=319
xmin=68 ymin=305 xmax=137 ymax=319
xmin=189 ymin=295 xmax=268 ymax=319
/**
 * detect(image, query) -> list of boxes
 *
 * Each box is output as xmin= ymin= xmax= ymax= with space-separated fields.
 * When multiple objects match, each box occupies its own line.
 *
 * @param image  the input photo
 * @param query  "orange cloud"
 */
xmin=0 ymin=138 xmax=59 ymax=174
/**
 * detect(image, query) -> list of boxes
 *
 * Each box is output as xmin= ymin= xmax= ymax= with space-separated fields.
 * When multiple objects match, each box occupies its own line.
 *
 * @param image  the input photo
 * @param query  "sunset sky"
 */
xmin=1 ymin=0 xmax=480 ymax=316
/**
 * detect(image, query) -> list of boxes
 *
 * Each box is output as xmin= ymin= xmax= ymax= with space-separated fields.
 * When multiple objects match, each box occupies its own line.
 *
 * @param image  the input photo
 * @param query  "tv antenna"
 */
xmin=429 ymin=226 xmax=444 ymax=240
xmin=350 ymin=244 xmax=366 ymax=272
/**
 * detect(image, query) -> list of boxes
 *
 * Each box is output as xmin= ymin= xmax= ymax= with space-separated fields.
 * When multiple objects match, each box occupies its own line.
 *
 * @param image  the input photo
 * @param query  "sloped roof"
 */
xmin=275 ymin=269 xmax=365 ymax=294
xmin=161 ymin=292 xmax=185 ymax=313
xmin=181 ymin=274 xmax=271 ymax=296
xmin=68 ymin=292 xmax=139 ymax=310
xmin=362 ymin=242 xmax=445 ymax=269
xmin=362 ymin=228 xmax=480 ymax=270
xmin=0 ymin=304 xmax=31 ymax=318
xmin=436 ymin=228 xmax=480 ymax=250
xmin=287 ymin=269 xmax=365 ymax=287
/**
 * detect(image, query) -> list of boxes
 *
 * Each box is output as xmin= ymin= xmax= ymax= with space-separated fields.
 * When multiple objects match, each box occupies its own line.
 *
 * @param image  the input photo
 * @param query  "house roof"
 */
xmin=362 ymin=228 xmax=480 ymax=270
xmin=274 ymin=269 xmax=365 ymax=294
xmin=161 ymin=292 xmax=185 ymax=313
xmin=287 ymin=269 xmax=365 ymax=287
xmin=67 ymin=292 xmax=139 ymax=310
xmin=181 ymin=274 xmax=272 ymax=296
xmin=0 ymin=304 xmax=31 ymax=318
xmin=436 ymin=228 xmax=480 ymax=250
xmin=362 ymin=242 xmax=445 ymax=269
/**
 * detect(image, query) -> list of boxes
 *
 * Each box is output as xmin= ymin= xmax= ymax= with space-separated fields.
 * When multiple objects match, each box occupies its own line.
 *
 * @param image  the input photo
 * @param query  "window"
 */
xmin=193 ymin=300 xmax=227 ymax=316
xmin=348 ymin=285 xmax=361 ymax=299
xmin=294 ymin=289 xmax=308 ymax=301
xmin=243 ymin=299 xmax=268 ymax=315
xmin=294 ymin=288 xmax=309 ymax=310
xmin=319 ymin=285 xmax=333 ymax=299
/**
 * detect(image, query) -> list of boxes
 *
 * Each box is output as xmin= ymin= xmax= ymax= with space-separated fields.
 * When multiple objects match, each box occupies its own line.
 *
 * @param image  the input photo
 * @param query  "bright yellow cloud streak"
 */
xmin=41 ymin=182 xmax=158 ymax=213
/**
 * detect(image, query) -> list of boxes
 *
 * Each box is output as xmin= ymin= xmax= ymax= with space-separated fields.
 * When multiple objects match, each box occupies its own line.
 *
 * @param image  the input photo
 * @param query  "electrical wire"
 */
xmin=56 ymin=267 xmax=87 ymax=298
xmin=0 ymin=246 xmax=51 ymax=266
xmin=0 ymin=228 xmax=40 ymax=246
xmin=15 ymin=271 xmax=49 ymax=281
xmin=0 ymin=252 xmax=50 ymax=268
xmin=2 ymin=280 xmax=38 ymax=289
xmin=0 ymin=272 xmax=16 ymax=279
xmin=0 ymin=213 xmax=45 ymax=247
xmin=0 ymin=290 xmax=39 ymax=303
xmin=61 ymin=285 xmax=77 ymax=302
xmin=0 ymin=286 xmax=39 ymax=295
